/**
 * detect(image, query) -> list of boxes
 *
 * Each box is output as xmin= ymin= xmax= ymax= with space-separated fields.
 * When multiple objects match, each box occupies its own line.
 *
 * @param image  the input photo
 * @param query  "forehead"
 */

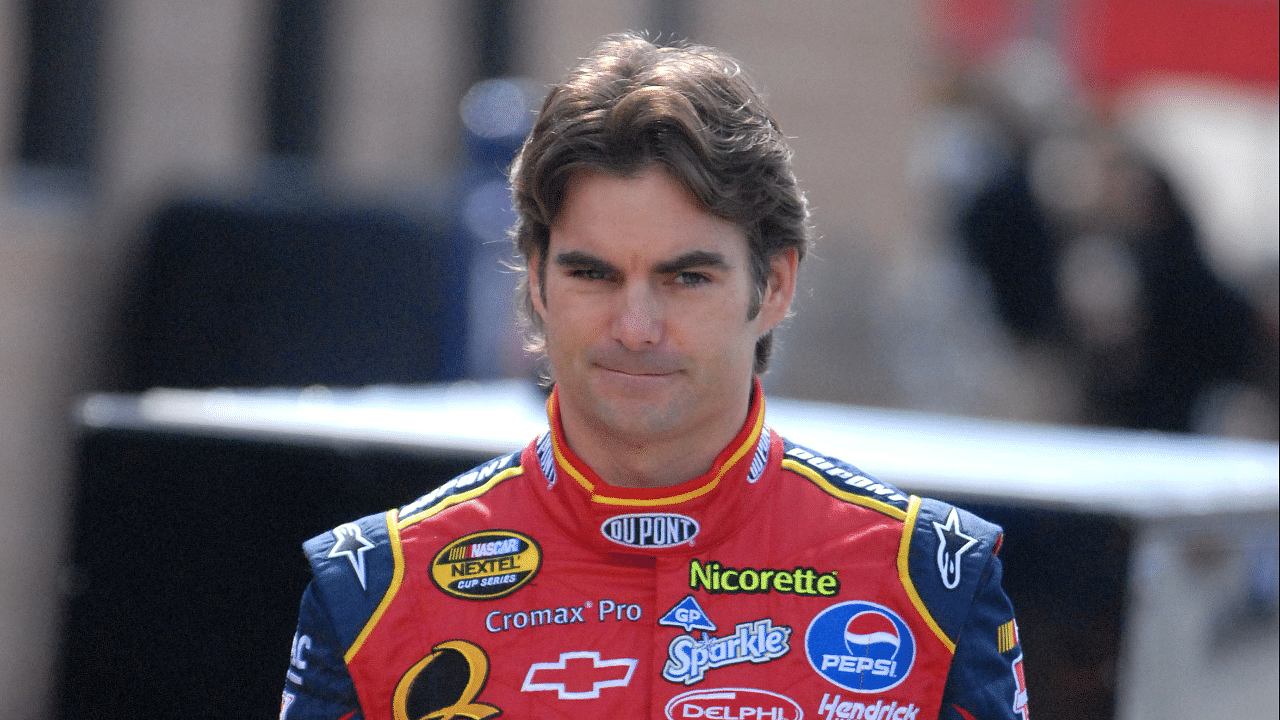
xmin=550 ymin=168 xmax=748 ymax=260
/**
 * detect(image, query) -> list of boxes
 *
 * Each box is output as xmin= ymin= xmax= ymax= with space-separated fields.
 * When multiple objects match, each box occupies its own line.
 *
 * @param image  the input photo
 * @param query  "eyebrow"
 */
xmin=552 ymin=249 xmax=731 ymax=276
xmin=553 ymin=250 xmax=617 ymax=273
xmin=654 ymin=250 xmax=731 ymax=275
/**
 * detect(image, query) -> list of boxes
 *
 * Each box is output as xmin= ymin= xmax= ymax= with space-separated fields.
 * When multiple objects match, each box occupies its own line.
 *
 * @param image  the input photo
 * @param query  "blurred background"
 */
xmin=0 ymin=0 xmax=1275 ymax=717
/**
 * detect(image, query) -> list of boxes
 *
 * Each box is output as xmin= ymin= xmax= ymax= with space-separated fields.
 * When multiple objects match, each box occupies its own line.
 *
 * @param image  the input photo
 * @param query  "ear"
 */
xmin=756 ymin=247 xmax=799 ymax=333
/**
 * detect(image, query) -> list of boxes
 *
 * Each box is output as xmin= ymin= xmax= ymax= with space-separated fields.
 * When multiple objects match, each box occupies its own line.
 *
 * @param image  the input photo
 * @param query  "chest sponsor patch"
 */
xmin=817 ymin=694 xmax=921 ymax=720
xmin=394 ymin=640 xmax=500 ymax=720
xmin=663 ymin=617 xmax=792 ymax=685
xmin=485 ymin=597 xmax=644 ymax=633
xmin=689 ymin=559 xmax=840 ymax=597
xmin=805 ymin=601 xmax=915 ymax=693
xmin=601 ymin=512 xmax=699 ymax=549
xmin=666 ymin=688 xmax=803 ymax=720
xmin=521 ymin=651 xmax=638 ymax=700
xmin=430 ymin=530 xmax=541 ymax=600
xmin=659 ymin=595 xmax=717 ymax=633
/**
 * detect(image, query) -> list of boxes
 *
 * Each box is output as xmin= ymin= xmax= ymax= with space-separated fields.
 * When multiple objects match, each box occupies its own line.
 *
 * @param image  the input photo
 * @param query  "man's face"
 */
xmin=530 ymin=167 xmax=796 ymax=454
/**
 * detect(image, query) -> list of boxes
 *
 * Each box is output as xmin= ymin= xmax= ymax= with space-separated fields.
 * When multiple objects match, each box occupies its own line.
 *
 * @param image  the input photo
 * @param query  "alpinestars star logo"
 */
xmin=932 ymin=508 xmax=978 ymax=590
xmin=328 ymin=523 xmax=376 ymax=590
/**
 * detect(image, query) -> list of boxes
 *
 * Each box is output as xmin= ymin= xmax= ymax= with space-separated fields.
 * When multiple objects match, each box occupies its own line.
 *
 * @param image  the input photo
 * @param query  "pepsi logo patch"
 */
xmin=805 ymin=601 xmax=915 ymax=692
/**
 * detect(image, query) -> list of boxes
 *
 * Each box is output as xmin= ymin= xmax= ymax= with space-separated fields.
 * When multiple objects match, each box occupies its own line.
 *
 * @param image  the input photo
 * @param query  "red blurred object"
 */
xmin=1076 ymin=0 xmax=1279 ymax=93
xmin=934 ymin=0 xmax=1279 ymax=93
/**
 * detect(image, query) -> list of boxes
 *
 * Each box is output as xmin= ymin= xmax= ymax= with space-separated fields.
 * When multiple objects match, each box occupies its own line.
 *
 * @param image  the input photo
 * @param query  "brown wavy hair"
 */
xmin=509 ymin=32 xmax=811 ymax=373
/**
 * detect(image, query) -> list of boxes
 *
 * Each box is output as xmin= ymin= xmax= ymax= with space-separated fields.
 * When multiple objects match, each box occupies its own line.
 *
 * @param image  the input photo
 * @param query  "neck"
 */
xmin=552 ymin=381 xmax=758 ymax=490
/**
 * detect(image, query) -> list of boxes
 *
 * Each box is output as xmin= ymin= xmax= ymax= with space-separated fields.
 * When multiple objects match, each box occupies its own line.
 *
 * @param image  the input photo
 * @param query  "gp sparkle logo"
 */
xmin=664 ymin=619 xmax=792 ymax=685
xmin=659 ymin=595 xmax=717 ymax=633
xmin=805 ymin=601 xmax=915 ymax=692
xmin=659 ymin=597 xmax=791 ymax=685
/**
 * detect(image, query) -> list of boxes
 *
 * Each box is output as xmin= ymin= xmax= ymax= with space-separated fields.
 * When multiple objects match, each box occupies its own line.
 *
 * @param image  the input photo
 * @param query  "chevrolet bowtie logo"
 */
xmin=521 ymin=651 xmax=638 ymax=699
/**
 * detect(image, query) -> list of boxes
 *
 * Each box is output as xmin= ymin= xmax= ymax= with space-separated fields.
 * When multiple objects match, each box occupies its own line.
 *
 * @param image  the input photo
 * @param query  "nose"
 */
xmin=612 ymin=282 xmax=664 ymax=350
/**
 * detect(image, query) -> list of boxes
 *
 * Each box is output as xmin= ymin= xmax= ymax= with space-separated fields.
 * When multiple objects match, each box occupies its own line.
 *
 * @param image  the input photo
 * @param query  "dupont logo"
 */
xmin=665 ymin=688 xmax=803 ymax=720
xmin=430 ymin=530 xmax=541 ymax=600
xmin=601 ymin=513 xmax=699 ymax=549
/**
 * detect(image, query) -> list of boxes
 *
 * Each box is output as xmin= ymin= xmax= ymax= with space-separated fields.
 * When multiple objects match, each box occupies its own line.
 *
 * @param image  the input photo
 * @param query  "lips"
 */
xmin=599 ymin=365 xmax=677 ymax=378
xmin=588 ymin=347 xmax=685 ymax=377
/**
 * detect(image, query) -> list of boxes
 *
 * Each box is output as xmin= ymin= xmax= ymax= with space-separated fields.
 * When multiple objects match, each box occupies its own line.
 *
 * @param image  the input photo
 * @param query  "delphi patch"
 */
xmin=431 ymin=530 xmax=541 ymax=600
xmin=601 ymin=513 xmax=700 ymax=550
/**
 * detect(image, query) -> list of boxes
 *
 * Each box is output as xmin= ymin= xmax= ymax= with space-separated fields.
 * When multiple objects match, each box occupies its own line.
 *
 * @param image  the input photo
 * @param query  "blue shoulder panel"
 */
xmin=300 ymin=451 xmax=523 ymax=654
xmin=302 ymin=511 xmax=396 ymax=654
xmin=939 ymin=553 xmax=1028 ymax=720
xmin=905 ymin=497 xmax=1003 ymax=644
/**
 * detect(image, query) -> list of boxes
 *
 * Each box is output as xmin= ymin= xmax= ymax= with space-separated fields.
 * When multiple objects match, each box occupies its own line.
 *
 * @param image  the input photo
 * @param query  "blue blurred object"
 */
xmin=109 ymin=177 xmax=469 ymax=390
xmin=455 ymin=77 xmax=541 ymax=379
xmin=460 ymin=77 xmax=539 ymax=164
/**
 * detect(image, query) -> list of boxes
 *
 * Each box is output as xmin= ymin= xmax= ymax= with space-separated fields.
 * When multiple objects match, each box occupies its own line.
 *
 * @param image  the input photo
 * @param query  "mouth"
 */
xmin=597 ymin=365 xmax=678 ymax=379
xmin=589 ymin=347 xmax=684 ymax=378
xmin=591 ymin=358 xmax=685 ymax=391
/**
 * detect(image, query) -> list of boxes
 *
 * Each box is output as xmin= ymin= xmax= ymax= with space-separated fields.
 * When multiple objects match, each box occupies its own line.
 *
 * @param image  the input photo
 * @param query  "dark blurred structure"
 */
xmin=958 ymin=146 xmax=1064 ymax=344
xmin=16 ymin=0 xmax=104 ymax=179
xmin=105 ymin=187 xmax=469 ymax=390
xmin=58 ymin=416 xmax=484 ymax=719
xmin=264 ymin=0 xmax=330 ymax=159
xmin=934 ymin=8 xmax=1276 ymax=434
xmin=957 ymin=133 xmax=1264 ymax=433
xmin=1066 ymin=160 xmax=1259 ymax=432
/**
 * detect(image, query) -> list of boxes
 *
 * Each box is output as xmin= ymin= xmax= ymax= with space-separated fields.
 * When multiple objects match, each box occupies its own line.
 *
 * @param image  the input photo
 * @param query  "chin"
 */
xmin=591 ymin=393 xmax=692 ymax=441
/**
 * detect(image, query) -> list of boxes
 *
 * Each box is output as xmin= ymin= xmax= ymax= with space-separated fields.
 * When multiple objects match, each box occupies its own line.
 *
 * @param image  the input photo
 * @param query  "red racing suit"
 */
xmin=282 ymin=383 xmax=1030 ymax=719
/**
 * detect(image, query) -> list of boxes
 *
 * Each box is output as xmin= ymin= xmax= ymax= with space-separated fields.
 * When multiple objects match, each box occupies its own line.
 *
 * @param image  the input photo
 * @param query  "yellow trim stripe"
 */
xmin=781 ymin=459 xmax=908 ymax=521
xmin=998 ymin=619 xmax=1019 ymax=653
xmin=897 ymin=496 xmax=955 ymax=653
xmin=553 ymin=438 xmax=605 ymax=496
xmin=555 ymin=401 xmax=765 ymax=508
xmin=397 ymin=466 xmax=524 ymax=529
xmin=345 ymin=509 xmax=405 ymax=664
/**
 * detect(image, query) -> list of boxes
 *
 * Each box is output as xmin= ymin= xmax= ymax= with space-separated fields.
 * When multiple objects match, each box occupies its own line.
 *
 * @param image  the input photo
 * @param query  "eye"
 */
xmin=568 ymin=266 xmax=612 ymax=281
xmin=674 ymin=271 xmax=711 ymax=286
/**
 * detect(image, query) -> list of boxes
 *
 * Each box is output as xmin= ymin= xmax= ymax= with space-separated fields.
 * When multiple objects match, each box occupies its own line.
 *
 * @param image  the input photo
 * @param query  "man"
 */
xmin=282 ymin=33 xmax=1029 ymax=720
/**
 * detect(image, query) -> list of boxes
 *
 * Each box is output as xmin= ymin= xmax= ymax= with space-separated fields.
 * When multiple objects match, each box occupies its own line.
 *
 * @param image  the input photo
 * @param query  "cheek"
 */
xmin=540 ymin=294 xmax=604 ymax=348
xmin=679 ymin=304 xmax=758 ymax=352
